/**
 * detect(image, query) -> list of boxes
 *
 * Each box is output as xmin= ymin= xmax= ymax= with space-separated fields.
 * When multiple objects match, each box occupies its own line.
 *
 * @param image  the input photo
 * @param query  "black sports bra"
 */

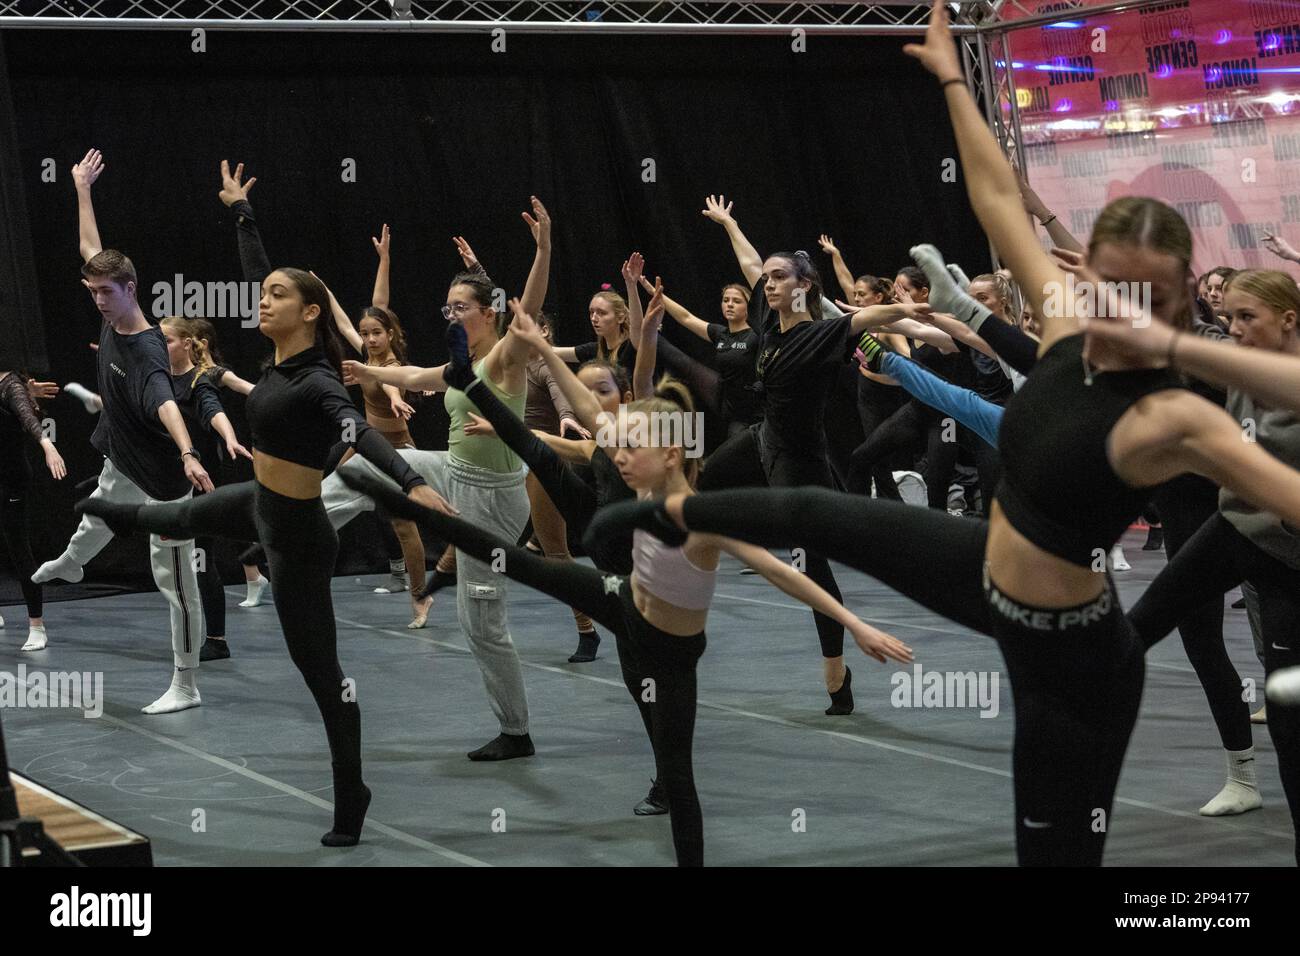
xmin=995 ymin=334 xmax=1182 ymax=567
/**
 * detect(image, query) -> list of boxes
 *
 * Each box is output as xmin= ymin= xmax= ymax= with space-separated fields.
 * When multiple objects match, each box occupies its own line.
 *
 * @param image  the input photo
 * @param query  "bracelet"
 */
xmin=940 ymin=77 xmax=966 ymax=90
xmin=1040 ymin=214 xmax=1057 ymax=226
xmin=1165 ymin=331 xmax=1182 ymax=368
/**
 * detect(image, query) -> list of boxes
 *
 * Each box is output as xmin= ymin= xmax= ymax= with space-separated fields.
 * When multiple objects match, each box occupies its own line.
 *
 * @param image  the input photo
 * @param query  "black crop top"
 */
xmin=995 ymin=334 xmax=1181 ymax=567
xmin=245 ymin=345 xmax=425 ymax=492
xmin=588 ymin=447 xmax=636 ymax=575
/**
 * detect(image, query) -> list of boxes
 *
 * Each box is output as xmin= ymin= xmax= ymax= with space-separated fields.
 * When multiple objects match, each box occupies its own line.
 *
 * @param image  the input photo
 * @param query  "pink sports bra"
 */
xmin=632 ymin=528 xmax=717 ymax=611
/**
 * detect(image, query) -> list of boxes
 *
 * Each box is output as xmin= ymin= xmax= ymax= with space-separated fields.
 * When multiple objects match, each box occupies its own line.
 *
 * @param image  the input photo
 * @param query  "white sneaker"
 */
xmin=21 ymin=624 xmax=47 ymax=652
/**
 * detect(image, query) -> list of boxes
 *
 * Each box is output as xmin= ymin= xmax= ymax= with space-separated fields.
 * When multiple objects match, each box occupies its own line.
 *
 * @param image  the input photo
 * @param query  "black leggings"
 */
xmin=855 ymin=375 xmax=907 ymax=500
xmin=699 ymin=423 xmax=846 ymax=658
xmin=671 ymin=487 xmax=1148 ymax=865
xmin=353 ymin=475 xmax=707 ymax=866
xmin=0 ymin=452 xmax=41 ymax=619
xmin=1137 ymin=476 xmax=1247 ymax=752
xmin=123 ymin=481 xmax=364 ymax=806
xmin=1128 ymin=511 xmax=1300 ymax=862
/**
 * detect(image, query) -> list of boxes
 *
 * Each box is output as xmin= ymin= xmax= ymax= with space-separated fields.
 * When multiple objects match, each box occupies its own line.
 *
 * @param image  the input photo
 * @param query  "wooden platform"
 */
xmin=10 ymin=772 xmax=152 ymax=866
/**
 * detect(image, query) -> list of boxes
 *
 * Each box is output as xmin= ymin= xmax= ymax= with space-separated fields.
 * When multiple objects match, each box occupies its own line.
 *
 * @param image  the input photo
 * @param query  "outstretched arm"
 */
xmin=219 ymin=161 xmax=270 ymax=285
xmin=319 ymin=275 xmax=364 ymax=355
xmin=632 ymin=278 xmax=665 ymax=400
xmin=623 ymin=252 xmax=646 ymax=346
xmin=1019 ymin=174 xmax=1084 ymax=255
xmin=639 ymin=275 xmax=712 ymax=342
xmin=702 ymin=194 xmax=763 ymax=287
xmin=507 ymin=306 xmax=606 ymax=434
xmin=517 ymin=196 xmax=552 ymax=320
xmin=344 ymin=360 xmax=448 ymax=393
xmin=72 ymin=149 xmax=106 ymax=262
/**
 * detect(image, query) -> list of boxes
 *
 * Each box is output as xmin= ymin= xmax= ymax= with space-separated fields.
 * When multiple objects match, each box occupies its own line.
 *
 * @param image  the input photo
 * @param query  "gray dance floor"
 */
xmin=2 ymin=528 xmax=1293 ymax=866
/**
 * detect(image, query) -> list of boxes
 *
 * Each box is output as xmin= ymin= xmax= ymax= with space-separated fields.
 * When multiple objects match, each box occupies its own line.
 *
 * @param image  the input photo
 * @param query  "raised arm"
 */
xmin=72 ymin=149 xmax=105 ymax=262
xmin=818 ymin=235 xmax=857 ymax=302
xmin=219 ymin=161 xmax=270 ymax=285
xmin=632 ymin=279 xmax=665 ymax=400
xmin=370 ymin=223 xmax=391 ymax=310
xmin=702 ymin=194 xmax=763 ymax=287
xmin=1019 ymin=174 xmax=1084 ymax=255
xmin=639 ymin=275 xmax=712 ymax=342
xmin=506 ymin=306 xmax=606 ymax=434
xmin=904 ymin=1 xmax=1071 ymax=346
xmin=319 ymin=275 xmax=364 ymax=355
xmin=517 ymin=196 xmax=552 ymax=320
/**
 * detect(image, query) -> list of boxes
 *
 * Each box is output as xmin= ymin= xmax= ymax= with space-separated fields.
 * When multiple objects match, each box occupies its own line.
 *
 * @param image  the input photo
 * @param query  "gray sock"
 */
xmin=910 ymin=244 xmax=994 ymax=333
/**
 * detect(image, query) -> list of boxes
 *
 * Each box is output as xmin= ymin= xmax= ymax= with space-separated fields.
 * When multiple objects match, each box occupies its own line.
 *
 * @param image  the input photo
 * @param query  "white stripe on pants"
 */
xmin=65 ymin=457 xmax=203 ymax=669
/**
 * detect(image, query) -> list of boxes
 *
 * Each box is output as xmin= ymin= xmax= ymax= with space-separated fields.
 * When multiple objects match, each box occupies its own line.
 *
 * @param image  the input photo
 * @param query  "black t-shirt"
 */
xmin=750 ymin=278 xmax=855 ymax=459
xmin=172 ymin=369 xmax=225 ymax=466
xmin=706 ymin=323 xmax=762 ymax=424
xmin=574 ymin=339 xmax=637 ymax=380
xmin=91 ymin=321 xmax=191 ymax=501
xmin=966 ymin=346 xmax=1014 ymax=406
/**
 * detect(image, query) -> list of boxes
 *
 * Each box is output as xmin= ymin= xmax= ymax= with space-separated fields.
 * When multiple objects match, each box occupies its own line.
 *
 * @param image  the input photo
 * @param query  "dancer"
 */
xmin=0 ymin=370 xmax=66 ymax=650
xmin=162 ymin=316 xmax=254 ymax=664
xmin=78 ymin=256 xmax=444 ymax=846
xmin=32 ymin=149 xmax=213 ymax=714
xmin=340 ymin=304 xmax=913 ymax=866
xmin=599 ymin=1 xmax=1300 ymax=864
xmin=695 ymin=194 xmax=929 ymax=714
xmin=322 ymin=250 xmax=432 ymax=628
xmin=341 ymin=195 xmax=553 ymax=761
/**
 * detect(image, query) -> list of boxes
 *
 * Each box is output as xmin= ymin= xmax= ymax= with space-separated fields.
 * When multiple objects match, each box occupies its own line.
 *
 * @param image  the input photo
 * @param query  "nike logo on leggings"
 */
xmin=1021 ymin=818 xmax=1053 ymax=829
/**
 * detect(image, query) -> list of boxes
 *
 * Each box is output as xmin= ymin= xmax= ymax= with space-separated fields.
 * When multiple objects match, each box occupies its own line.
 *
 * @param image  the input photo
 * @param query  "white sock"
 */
xmin=21 ymin=624 xmax=47 ymax=652
xmin=32 ymin=551 xmax=84 ymax=584
xmin=1199 ymin=747 xmax=1262 ymax=816
xmin=946 ymin=262 xmax=972 ymax=290
xmin=239 ymin=574 xmax=269 ymax=608
xmin=0 ymin=613 xmax=5 ymax=627
xmin=64 ymin=381 xmax=103 ymax=414
xmin=1108 ymin=545 xmax=1131 ymax=571
xmin=374 ymin=559 xmax=408 ymax=594
xmin=142 ymin=669 xmax=201 ymax=715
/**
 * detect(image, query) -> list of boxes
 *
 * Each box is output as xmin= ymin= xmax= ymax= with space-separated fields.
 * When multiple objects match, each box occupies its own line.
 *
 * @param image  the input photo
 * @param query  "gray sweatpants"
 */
xmin=322 ymin=450 xmax=532 ymax=735
xmin=60 ymin=457 xmax=203 ymax=670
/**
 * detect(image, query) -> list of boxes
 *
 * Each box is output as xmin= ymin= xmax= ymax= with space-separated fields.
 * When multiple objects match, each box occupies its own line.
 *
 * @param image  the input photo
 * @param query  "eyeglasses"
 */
xmin=441 ymin=302 xmax=476 ymax=320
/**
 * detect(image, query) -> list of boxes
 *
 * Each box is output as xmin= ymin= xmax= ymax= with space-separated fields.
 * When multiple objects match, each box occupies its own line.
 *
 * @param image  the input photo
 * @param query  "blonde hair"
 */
xmin=1088 ymin=197 xmax=1192 ymax=269
xmin=1224 ymin=269 xmax=1300 ymax=322
xmin=592 ymin=290 xmax=631 ymax=361
xmin=625 ymin=374 xmax=699 ymax=486
xmin=161 ymin=316 xmax=216 ymax=386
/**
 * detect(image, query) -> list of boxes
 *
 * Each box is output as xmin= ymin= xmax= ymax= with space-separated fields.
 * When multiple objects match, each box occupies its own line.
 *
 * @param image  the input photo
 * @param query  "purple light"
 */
xmin=1103 ymin=99 xmax=1119 ymax=110
xmin=1171 ymin=29 xmax=1182 ymax=39
xmin=1054 ymin=99 xmax=1073 ymax=112
xmin=1266 ymin=33 xmax=1281 ymax=51
xmin=1215 ymin=28 xmax=1232 ymax=44
xmin=1206 ymin=65 xmax=1223 ymax=83
xmin=1156 ymin=63 xmax=1174 ymax=79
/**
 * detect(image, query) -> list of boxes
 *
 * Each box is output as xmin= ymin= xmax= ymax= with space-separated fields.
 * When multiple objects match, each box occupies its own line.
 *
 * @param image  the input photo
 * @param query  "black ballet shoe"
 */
xmin=583 ymin=499 xmax=688 ymax=555
xmin=423 ymin=568 xmax=457 ymax=595
xmin=443 ymin=322 xmax=477 ymax=391
xmin=75 ymin=497 xmax=142 ymax=537
xmin=467 ymin=732 xmax=535 ymax=762
xmin=825 ymin=666 xmax=854 ymax=716
xmin=633 ymin=779 xmax=669 ymax=816
xmin=321 ymin=783 xmax=372 ymax=847
xmin=199 ymin=638 xmax=231 ymax=662
xmin=1142 ymin=526 xmax=1164 ymax=551
xmin=568 ymin=630 xmax=600 ymax=663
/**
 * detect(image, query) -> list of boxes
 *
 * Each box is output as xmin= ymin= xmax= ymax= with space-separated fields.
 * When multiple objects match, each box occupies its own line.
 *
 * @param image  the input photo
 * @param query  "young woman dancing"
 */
xmin=342 ymin=196 xmax=552 ymax=762
xmin=161 ymin=316 xmax=253 ymax=663
xmin=696 ymin=195 xmax=931 ymax=715
xmin=322 ymin=242 xmax=432 ymax=629
xmin=78 ymin=261 xmax=443 ymax=847
xmin=592 ymin=1 xmax=1300 ymax=865
xmin=341 ymin=301 xmax=913 ymax=865
xmin=0 ymin=370 xmax=66 ymax=650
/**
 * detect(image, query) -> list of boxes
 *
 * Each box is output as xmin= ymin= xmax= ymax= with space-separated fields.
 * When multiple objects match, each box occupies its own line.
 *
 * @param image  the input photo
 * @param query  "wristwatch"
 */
xmin=181 ymin=447 xmax=202 ymax=462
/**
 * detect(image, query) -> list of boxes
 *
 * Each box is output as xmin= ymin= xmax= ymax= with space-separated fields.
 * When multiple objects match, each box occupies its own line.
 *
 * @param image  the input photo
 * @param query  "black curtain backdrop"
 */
xmin=0 ymin=27 xmax=990 ymax=601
